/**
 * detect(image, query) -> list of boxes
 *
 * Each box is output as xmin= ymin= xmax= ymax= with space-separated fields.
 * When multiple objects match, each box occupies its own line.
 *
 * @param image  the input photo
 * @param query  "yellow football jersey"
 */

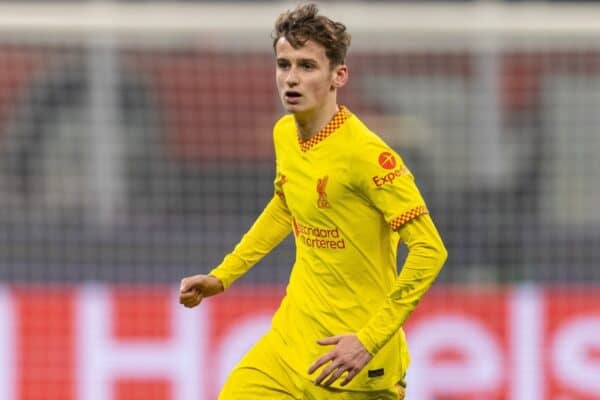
xmin=269 ymin=106 xmax=428 ymax=391
xmin=211 ymin=105 xmax=445 ymax=392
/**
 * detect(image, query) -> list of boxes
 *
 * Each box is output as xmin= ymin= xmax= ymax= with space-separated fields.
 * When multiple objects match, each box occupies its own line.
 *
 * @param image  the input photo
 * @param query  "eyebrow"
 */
xmin=276 ymin=57 xmax=318 ymax=64
xmin=298 ymin=58 xmax=318 ymax=64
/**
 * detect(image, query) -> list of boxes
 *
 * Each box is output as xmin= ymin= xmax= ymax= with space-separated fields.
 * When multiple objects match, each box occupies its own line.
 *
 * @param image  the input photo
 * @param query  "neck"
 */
xmin=294 ymin=102 xmax=339 ymax=141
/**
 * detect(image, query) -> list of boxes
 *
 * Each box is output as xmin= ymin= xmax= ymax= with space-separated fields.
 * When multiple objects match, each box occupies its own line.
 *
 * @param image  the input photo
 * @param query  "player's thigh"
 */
xmin=218 ymin=365 xmax=296 ymax=400
xmin=304 ymin=381 xmax=404 ymax=400
xmin=218 ymin=333 xmax=298 ymax=400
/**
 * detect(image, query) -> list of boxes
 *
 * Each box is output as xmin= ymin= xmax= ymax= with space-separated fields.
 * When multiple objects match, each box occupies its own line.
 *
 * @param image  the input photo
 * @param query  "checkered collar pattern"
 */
xmin=298 ymin=106 xmax=351 ymax=152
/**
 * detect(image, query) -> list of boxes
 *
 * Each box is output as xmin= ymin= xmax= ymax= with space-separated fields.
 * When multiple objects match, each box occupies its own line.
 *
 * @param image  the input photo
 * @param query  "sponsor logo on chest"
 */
xmin=292 ymin=218 xmax=346 ymax=250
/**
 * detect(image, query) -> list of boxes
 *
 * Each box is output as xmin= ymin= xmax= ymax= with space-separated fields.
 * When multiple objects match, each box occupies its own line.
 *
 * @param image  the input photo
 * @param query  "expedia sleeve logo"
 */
xmin=378 ymin=152 xmax=397 ymax=170
xmin=372 ymin=166 xmax=411 ymax=188
xmin=372 ymin=153 xmax=410 ymax=188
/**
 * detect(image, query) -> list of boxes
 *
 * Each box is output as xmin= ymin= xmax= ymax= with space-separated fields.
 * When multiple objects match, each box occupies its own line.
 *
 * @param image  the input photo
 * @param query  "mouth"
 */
xmin=284 ymin=91 xmax=302 ymax=101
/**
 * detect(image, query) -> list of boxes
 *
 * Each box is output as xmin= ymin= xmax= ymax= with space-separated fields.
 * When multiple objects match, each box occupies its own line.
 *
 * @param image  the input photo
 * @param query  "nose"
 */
xmin=286 ymin=66 xmax=299 ymax=87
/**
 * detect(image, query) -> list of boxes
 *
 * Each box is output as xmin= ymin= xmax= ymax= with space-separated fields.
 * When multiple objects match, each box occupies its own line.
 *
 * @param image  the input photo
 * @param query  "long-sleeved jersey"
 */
xmin=210 ymin=106 xmax=447 ymax=391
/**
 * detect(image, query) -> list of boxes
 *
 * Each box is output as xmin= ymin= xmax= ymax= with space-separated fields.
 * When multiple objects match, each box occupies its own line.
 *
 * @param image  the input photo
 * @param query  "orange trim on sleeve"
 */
xmin=390 ymin=206 xmax=429 ymax=231
xmin=298 ymin=105 xmax=351 ymax=152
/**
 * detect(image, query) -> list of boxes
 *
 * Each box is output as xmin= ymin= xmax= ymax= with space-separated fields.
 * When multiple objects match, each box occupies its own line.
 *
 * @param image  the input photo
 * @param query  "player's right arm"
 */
xmin=179 ymin=120 xmax=293 ymax=309
xmin=178 ymin=194 xmax=292 ymax=308
xmin=179 ymin=274 xmax=224 ymax=308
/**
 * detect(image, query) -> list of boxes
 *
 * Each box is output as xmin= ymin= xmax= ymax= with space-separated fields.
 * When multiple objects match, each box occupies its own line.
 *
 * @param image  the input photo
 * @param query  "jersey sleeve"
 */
xmin=210 ymin=121 xmax=292 ymax=289
xmin=209 ymin=195 xmax=292 ymax=289
xmin=356 ymin=213 xmax=448 ymax=354
xmin=272 ymin=118 xmax=290 ymax=206
xmin=274 ymin=158 xmax=288 ymax=206
xmin=351 ymin=138 xmax=429 ymax=231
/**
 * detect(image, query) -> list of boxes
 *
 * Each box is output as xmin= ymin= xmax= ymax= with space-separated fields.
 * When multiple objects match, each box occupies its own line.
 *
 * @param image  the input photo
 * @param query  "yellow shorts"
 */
xmin=219 ymin=331 xmax=405 ymax=400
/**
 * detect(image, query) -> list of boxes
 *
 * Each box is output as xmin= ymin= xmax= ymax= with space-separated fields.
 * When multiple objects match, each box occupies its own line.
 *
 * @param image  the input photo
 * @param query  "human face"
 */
xmin=275 ymin=37 xmax=347 ymax=116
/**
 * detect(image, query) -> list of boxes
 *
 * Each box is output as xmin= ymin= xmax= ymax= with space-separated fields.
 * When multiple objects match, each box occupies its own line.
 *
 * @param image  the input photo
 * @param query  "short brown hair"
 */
xmin=272 ymin=3 xmax=351 ymax=67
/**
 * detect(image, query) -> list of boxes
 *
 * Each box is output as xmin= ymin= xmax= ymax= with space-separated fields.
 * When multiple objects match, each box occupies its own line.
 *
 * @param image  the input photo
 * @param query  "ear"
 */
xmin=330 ymin=64 xmax=349 ymax=91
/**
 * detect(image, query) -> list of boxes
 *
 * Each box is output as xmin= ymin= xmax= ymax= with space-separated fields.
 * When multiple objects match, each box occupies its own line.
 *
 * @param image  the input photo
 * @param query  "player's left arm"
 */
xmin=356 ymin=213 xmax=447 ymax=354
xmin=309 ymin=214 xmax=447 ymax=386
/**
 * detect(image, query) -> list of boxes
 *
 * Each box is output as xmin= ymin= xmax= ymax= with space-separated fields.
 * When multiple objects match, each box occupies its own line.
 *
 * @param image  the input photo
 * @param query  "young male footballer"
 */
xmin=179 ymin=3 xmax=447 ymax=399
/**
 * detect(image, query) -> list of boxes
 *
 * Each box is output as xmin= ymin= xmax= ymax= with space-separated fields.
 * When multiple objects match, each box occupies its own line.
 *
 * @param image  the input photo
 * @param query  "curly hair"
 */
xmin=272 ymin=3 xmax=351 ymax=67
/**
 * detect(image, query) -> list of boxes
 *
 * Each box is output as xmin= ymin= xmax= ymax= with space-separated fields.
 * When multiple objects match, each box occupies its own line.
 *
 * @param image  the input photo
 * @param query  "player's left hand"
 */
xmin=308 ymin=334 xmax=372 ymax=387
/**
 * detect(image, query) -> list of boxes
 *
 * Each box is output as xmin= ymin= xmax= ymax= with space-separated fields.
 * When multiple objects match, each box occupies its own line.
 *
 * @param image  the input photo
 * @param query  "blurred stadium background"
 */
xmin=0 ymin=1 xmax=599 ymax=399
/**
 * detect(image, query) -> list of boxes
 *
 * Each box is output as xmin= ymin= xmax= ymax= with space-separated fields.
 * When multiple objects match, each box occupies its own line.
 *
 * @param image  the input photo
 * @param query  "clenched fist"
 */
xmin=179 ymin=274 xmax=224 ymax=308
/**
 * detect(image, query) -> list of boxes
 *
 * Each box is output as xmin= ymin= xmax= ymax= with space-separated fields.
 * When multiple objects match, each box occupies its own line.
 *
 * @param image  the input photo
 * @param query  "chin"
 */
xmin=283 ymin=103 xmax=304 ymax=114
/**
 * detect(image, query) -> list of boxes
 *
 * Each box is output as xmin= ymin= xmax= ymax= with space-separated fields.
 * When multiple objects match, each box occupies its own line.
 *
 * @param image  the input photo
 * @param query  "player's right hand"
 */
xmin=179 ymin=274 xmax=224 ymax=308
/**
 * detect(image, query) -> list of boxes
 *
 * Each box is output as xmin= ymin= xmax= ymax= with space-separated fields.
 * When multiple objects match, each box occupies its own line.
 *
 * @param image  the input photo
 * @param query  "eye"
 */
xmin=301 ymin=62 xmax=315 ymax=71
xmin=277 ymin=60 xmax=290 ymax=70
